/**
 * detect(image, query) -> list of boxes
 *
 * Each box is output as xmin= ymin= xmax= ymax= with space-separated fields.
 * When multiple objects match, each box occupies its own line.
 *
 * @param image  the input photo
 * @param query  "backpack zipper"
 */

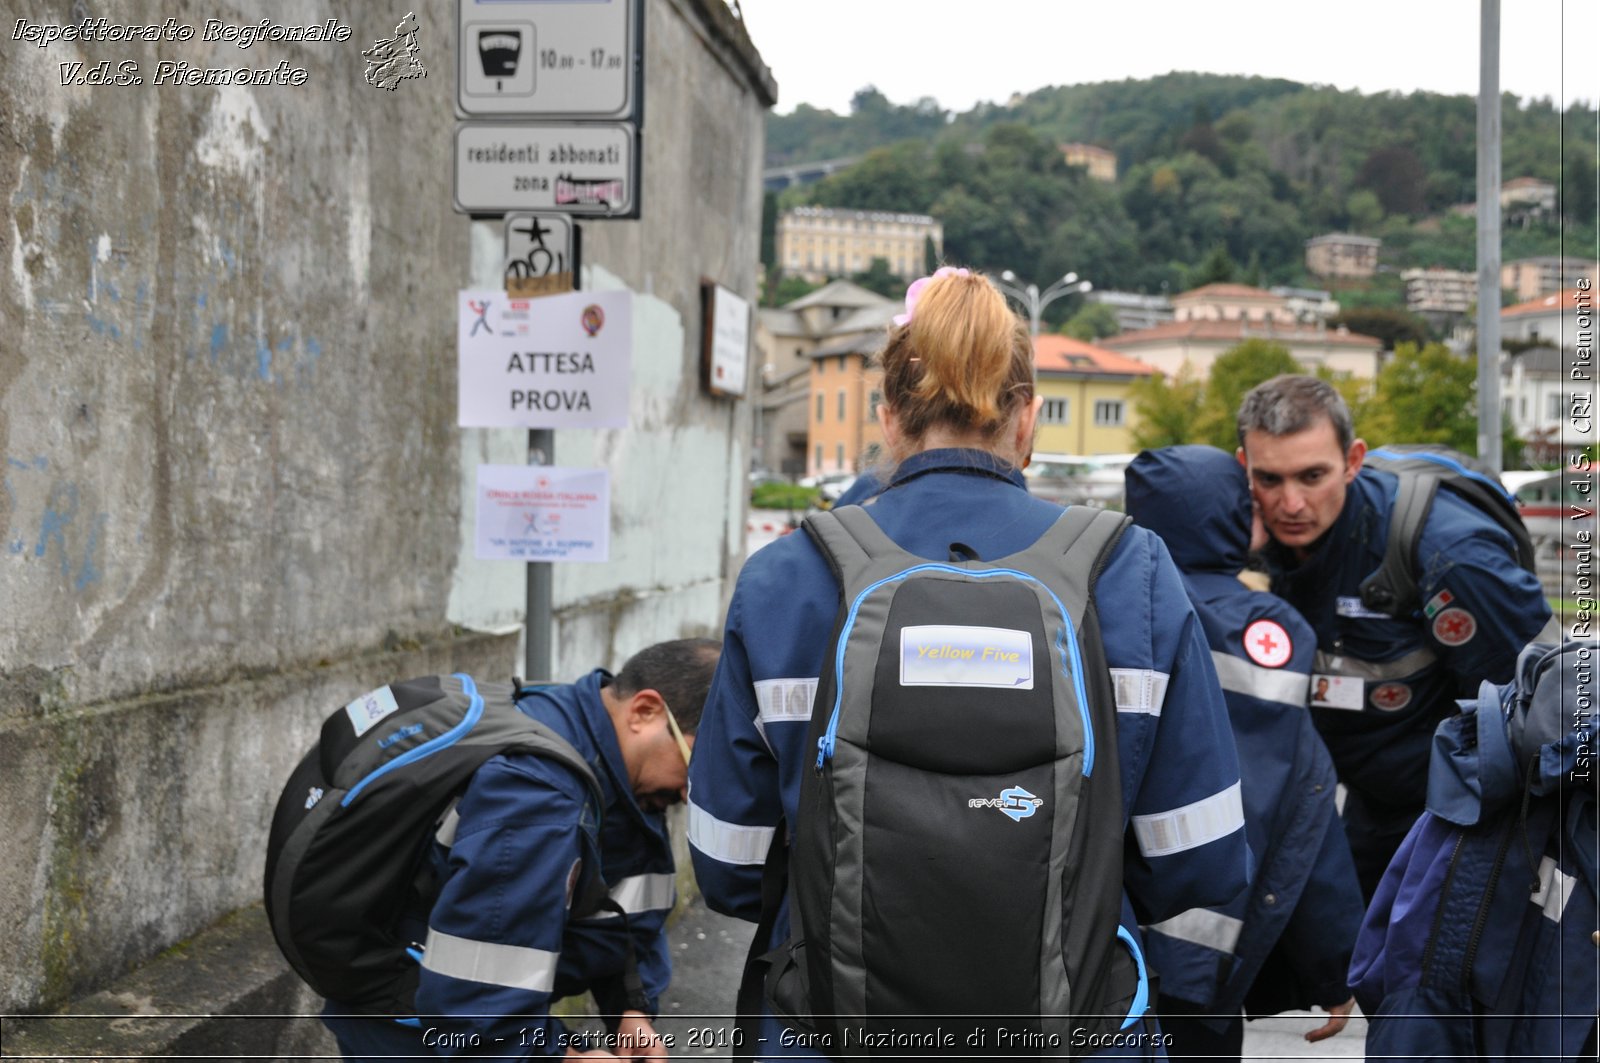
xmin=1460 ymin=818 xmax=1517 ymax=994
xmin=1419 ymin=831 xmax=1465 ymax=979
xmin=816 ymin=563 xmax=1094 ymax=776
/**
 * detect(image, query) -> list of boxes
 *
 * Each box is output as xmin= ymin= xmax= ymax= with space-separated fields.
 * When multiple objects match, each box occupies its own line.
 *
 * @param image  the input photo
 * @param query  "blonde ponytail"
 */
xmin=879 ymin=270 xmax=1033 ymax=444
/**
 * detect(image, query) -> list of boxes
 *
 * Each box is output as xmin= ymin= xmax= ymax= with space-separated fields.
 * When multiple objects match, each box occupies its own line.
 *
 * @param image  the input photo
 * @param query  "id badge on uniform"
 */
xmin=1310 ymin=674 xmax=1364 ymax=711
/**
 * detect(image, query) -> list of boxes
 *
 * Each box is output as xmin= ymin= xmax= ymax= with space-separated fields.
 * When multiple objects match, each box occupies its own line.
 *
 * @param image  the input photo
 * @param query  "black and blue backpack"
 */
xmin=263 ymin=673 xmax=608 ymax=1015
xmin=1358 ymin=445 xmax=1538 ymax=618
xmin=741 ymin=504 xmax=1148 ymax=1056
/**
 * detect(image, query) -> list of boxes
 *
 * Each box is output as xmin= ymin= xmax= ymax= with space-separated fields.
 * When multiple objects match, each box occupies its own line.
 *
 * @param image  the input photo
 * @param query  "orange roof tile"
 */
xmin=1173 ymin=283 xmax=1283 ymax=301
xmin=1033 ymin=333 xmax=1156 ymax=376
xmin=1502 ymin=287 xmax=1587 ymax=318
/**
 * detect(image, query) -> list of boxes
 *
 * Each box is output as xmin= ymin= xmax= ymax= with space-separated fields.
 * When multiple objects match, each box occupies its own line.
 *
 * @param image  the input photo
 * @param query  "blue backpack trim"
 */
xmin=342 ymin=674 xmax=485 ymax=807
xmin=1367 ymin=448 xmax=1515 ymax=502
xmin=817 ymin=563 xmax=1095 ymax=776
xmin=1115 ymin=925 xmax=1151 ymax=1029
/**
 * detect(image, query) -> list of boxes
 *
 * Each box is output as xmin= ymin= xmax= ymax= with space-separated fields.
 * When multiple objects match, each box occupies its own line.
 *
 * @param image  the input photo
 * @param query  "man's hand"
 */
xmin=616 ymin=1011 xmax=668 ymax=1063
xmin=1304 ymin=996 xmax=1356 ymax=1042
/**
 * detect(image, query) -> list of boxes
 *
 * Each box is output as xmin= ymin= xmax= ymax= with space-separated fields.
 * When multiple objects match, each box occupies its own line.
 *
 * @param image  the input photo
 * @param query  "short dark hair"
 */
xmin=1237 ymin=374 xmax=1354 ymax=452
xmin=613 ymin=638 xmax=722 ymax=733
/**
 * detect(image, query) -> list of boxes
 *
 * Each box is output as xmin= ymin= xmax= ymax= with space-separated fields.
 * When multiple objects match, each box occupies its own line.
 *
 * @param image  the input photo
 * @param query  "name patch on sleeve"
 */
xmin=900 ymin=625 xmax=1034 ymax=690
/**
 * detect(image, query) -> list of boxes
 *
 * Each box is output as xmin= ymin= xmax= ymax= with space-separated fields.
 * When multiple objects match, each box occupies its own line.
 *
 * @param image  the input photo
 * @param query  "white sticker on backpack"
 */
xmin=900 ymin=625 xmax=1034 ymax=690
xmin=345 ymin=685 xmax=401 ymax=737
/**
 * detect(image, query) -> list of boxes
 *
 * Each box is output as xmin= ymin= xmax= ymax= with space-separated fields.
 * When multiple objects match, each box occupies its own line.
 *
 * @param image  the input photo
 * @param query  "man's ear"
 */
xmin=1345 ymin=438 xmax=1367 ymax=481
xmin=1235 ymin=446 xmax=1248 ymax=469
xmin=626 ymin=689 xmax=667 ymax=733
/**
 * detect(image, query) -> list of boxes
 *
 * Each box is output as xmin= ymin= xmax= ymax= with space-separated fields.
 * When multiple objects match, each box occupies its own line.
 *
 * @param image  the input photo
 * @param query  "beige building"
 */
xmin=1102 ymin=319 xmax=1383 ymax=379
xmin=776 ymin=206 xmax=943 ymax=283
xmin=1502 ymin=256 xmax=1600 ymax=301
xmin=753 ymin=280 xmax=896 ymax=475
xmin=1402 ymin=267 xmax=1476 ymax=315
xmin=1305 ymin=233 xmax=1382 ymax=279
xmin=1060 ymin=143 xmax=1118 ymax=183
xmin=1172 ymin=283 xmax=1297 ymax=324
xmin=1500 ymin=176 xmax=1557 ymax=214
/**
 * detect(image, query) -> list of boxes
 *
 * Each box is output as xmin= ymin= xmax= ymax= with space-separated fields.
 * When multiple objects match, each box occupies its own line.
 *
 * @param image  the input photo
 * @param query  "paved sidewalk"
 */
xmin=650 ymin=895 xmax=1367 ymax=1060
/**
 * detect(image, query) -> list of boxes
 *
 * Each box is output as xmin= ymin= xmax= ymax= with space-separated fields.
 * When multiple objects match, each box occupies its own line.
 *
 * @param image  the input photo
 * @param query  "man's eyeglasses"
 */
xmin=663 ymin=700 xmax=693 ymax=766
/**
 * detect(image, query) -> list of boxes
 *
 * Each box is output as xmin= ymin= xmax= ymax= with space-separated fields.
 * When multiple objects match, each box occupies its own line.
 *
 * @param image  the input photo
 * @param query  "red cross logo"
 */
xmin=1243 ymin=619 xmax=1293 ymax=668
xmin=1432 ymin=607 xmax=1477 ymax=647
xmin=1371 ymin=682 xmax=1412 ymax=711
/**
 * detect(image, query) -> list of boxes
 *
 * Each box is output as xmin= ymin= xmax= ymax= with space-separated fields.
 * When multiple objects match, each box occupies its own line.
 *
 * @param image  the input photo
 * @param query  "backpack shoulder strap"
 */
xmin=803 ymin=505 xmax=918 ymax=594
xmin=1006 ymin=507 xmax=1132 ymax=610
xmin=1360 ymin=467 xmax=1443 ymax=617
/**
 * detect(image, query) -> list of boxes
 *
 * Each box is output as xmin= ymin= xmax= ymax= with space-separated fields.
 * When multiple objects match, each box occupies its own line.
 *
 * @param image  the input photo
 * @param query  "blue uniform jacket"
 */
xmin=688 ymin=448 xmax=1251 ymax=1056
xmin=324 ymin=670 xmax=676 ymax=1059
xmin=1349 ymin=643 xmax=1598 ymax=1061
xmin=1268 ymin=466 xmax=1551 ymax=814
xmin=1125 ymin=447 xmax=1364 ymax=1021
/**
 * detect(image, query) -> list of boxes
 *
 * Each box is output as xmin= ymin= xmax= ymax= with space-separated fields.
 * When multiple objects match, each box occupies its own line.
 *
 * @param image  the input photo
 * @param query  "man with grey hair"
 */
xmin=1235 ymin=374 xmax=1549 ymax=898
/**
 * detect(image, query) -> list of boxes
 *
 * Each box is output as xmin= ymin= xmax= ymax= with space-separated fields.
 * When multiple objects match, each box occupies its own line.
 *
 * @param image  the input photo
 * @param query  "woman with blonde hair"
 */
xmin=688 ymin=268 xmax=1247 ymax=1057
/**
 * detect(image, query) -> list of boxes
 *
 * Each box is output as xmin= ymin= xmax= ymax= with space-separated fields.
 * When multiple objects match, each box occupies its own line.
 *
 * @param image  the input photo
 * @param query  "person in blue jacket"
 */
xmin=1236 ymin=375 xmax=1552 ymax=898
xmin=689 ymin=268 xmax=1250 ymax=1058
xmin=1124 ymin=446 xmax=1366 ymax=1062
xmin=1349 ymin=640 xmax=1597 ymax=1061
xmin=322 ymin=638 xmax=722 ymax=1061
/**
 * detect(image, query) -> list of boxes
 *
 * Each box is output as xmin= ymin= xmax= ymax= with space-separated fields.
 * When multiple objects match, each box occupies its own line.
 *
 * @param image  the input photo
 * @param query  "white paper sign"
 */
xmin=475 ymin=464 xmax=610 ymax=562
xmin=459 ymin=288 xmax=632 ymax=428
xmin=706 ymin=283 xmax=751 ymax=397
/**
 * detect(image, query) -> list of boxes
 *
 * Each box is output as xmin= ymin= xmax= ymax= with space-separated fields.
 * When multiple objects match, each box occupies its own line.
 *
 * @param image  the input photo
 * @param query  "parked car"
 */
xmin=1024 ymin=453 xmax=1133 ymax=508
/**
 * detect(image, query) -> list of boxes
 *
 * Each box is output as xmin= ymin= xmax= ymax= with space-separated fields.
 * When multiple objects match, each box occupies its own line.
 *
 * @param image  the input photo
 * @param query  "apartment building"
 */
xmin=776 ymin=206 xmax=943 ymax=284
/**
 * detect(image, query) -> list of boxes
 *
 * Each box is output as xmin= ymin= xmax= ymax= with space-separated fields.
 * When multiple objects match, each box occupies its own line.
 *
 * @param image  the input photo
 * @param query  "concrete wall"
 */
xmin=0 ymin=0 xmax=773 ymax=1017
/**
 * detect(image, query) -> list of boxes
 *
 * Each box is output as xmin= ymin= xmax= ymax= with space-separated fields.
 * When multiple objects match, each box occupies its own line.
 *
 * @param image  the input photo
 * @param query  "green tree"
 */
xmin=1330 ymin=307 xmax=1431 ymax=350
xmin=1356 ymin=342 xmax=1477 ymax=450
xmin=765 ymin=272 xmax=820 ymax=308
xmin=1130 ymin=366 xmax=1206 ymax=449
xmin=1196 ymin=340 xmax=1303 ymax=448
xmin=923 ymin=235 xmax=940 ymax=274
xmin=1188 ymin=244 xmax=1239 ymax=288
xmin=1062 ymin=302 xmax=1122 ymax=341
xmin=1345 ymin=189 xmax=1384 ymax=232
xmin=849 ymin=257 xmax=901 ymax=299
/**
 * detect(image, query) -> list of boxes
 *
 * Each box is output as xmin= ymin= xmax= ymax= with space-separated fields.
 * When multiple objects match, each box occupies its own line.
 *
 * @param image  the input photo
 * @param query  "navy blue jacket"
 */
xmin=323 ymin=671 xmax=676 ymax=1059
xmin=1268 ymin=466 xmax=1551 ymax=813
xmin=1126 ymin=447 xmax=1364 ymax=1018
xmin=1350 ymin=642 xmax=1597 ymax=1061
xmin=690 ymin=448 xmax=1250 ymax=1056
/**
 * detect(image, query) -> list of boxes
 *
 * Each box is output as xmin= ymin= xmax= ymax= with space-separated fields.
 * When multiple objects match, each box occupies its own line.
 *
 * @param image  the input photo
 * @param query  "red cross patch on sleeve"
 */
xmin=1243 ymin=618 xmax=1293 ymax=668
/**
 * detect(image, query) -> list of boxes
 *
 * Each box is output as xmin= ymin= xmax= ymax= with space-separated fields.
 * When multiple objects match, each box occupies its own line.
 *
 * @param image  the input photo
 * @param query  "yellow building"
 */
xmin=777 ymin=206 xmax=943 ymax=284
xmin=1032 ymin=335 xmax=1156 ymax=455
xmin=1059 ymin=143 xmax=1118 ymax=183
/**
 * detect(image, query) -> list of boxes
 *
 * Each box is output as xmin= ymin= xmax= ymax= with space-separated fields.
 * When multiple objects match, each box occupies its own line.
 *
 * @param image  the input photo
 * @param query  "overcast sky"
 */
xmin=738 ymin=0 xmax=1598 ymax=115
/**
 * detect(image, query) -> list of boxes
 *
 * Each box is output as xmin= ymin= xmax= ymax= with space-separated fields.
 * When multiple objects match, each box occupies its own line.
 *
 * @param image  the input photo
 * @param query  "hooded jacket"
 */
xmin=1350 ymin=642 xmax=1598 ymax=1062
xmin=1125 ymin=445 xmax=1364 ymax=1018
xmin=323 ymin=670 xmax=676 ymax=1058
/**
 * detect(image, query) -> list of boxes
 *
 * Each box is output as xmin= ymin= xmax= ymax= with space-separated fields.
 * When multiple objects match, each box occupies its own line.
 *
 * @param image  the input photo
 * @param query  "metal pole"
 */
xmin=525 ymin=427 xmax=554 ymax=680
xmin=1476 ymin=0 xmax=1503 ymax=472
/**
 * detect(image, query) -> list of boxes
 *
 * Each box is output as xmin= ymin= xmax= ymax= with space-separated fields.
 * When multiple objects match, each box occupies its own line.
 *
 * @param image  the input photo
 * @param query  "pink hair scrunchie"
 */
xmin=892 ymin=266 xmax=970 ymax=327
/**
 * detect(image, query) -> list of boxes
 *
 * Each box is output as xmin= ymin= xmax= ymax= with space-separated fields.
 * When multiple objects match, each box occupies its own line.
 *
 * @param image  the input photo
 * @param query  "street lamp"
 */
xmin=994 ymin=270 xmax=1094 ymax=336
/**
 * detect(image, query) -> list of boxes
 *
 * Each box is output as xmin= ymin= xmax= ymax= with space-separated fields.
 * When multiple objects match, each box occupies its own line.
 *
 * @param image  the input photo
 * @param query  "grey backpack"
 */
xmin=741 ymin=505 xmax=1149 ymax=1057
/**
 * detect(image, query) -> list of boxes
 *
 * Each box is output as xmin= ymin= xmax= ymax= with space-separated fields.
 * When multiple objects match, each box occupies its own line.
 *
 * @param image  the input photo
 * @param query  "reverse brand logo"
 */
xmin=968 ymin=785 xmax=1044 ymax=823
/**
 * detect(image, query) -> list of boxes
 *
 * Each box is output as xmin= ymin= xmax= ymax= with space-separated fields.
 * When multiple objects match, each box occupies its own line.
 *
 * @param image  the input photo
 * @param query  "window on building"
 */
xmin=838 ymin=390 xmax=847 ymax=421
xmin=1093 ymin=400 xmax=1125 ymax=427
xmin=816 ymin=444 xmax=823 ymax=471
xmin=836 ymin=443 xmax=845 ymax=468
xmin=1547 ymin=392 xmax=1564 ymax=420
xmin=816 ymin=393 xmax=824 ymax=422
xmin=1042 ymin=398 xmax=1069 ymax=424
xmin=868 ymin=389 xmax=882 ymax=421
